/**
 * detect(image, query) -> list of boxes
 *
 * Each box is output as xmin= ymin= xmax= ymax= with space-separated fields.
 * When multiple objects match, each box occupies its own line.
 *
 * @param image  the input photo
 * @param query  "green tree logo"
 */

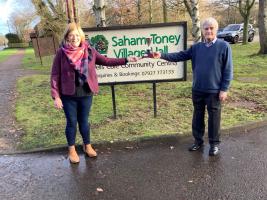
xmin=90 ymin=35 xmax=109 ymax=54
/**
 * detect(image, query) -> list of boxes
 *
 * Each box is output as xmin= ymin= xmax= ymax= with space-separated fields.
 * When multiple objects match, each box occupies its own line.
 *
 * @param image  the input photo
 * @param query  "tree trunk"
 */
xmin=163 ymin=0 xmax=167 ymax=23
xmin=259 ymin=0 xmax=267 ymax=54
xmin=93 ymin=0 xmax=106 ymax=27
xmin=239 ymin=0 xmax=256 ymax=45
xmin=227 ymin=0 xmax=230 ymax=24
xmin=148 ymin=0 xmax=153 ymax=23
xmin=137 ymin=0 xmax=142 ymax=22
xmin=190 ymin=0 xmax=201 ymax=43
xmin=243 ymin=15 xmax=249 ymax=44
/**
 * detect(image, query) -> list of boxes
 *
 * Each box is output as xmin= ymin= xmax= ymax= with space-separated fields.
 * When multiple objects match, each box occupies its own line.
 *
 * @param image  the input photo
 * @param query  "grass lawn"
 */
xmin=22 ymin=48 xmax=54 ymax=72
xmin=0 ymin=48 xmax=18 ymax=62
xmin=16 ymin=43 xmax=267 ymax=150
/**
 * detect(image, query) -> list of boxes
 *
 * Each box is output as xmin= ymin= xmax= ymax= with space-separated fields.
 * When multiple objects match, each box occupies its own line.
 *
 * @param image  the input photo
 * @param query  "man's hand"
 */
xmin=219 ymin=91 xmax=228 ymax=102
xmin=54 ymin=97 xmax=63 ymax=109
xmin=127 ymin=56 xmax=140 ymax=62
xmin=152 ymin=52 xmax=161 ymax=59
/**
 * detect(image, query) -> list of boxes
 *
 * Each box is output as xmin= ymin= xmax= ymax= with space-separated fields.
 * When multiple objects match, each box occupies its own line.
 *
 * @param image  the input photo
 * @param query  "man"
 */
xmin=153 ymin=17 xmax=233 ymax=156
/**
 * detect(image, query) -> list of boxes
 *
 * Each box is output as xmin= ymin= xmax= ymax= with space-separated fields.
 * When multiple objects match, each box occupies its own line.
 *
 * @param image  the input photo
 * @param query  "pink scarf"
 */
xmin=61 ymin=42 xmax=89 ymax=80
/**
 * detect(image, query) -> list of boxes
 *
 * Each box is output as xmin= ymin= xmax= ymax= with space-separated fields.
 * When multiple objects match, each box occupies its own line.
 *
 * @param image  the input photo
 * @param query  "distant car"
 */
xmin=217 ymin=28 xmax=224 ymax=34
xmin=217 ymin=24 xmax=255 ymax=43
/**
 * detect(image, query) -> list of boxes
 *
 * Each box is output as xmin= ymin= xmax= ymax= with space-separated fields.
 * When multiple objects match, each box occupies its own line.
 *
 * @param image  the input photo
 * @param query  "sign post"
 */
xmin=83 ymin=22 xmax=187 ymax=118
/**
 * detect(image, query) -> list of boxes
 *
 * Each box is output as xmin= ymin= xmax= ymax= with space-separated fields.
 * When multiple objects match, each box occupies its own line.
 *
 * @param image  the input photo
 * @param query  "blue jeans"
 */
xmin=192 ymin=91 xmax=221 ymax=146
xmin=61 ymin=95 xmax=93 ymax=146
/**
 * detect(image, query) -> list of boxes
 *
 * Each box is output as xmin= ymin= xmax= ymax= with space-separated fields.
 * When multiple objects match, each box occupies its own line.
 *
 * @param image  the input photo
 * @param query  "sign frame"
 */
xmin=83 ymin=21 xmax=187 ymax=86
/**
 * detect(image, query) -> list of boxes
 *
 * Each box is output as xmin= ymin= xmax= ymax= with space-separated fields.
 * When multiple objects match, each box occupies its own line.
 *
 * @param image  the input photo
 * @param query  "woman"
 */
xmin=51 ymin=22 xmax=138 ymax=164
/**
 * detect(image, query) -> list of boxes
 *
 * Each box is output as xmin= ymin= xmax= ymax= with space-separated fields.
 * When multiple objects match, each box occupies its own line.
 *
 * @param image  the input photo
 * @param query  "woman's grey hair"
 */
xmin=201 ymin=17 xmax=219 ymax=30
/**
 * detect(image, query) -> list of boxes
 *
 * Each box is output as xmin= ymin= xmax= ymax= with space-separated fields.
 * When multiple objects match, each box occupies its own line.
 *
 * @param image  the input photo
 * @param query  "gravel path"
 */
xmin=0 ymin=49 xmax=37 ymax=153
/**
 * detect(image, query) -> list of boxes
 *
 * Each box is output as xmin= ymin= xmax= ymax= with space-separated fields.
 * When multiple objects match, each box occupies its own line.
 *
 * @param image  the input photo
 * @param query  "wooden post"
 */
xmin=153 ymin=82 xmax=157 ymax=117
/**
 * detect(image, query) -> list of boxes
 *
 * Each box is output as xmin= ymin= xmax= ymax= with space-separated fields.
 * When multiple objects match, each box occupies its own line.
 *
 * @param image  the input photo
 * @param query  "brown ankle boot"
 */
xmin=83 ymin=144 xmax=97 ymax=158
xmin=68 ymin=146 xmax=80 ymax=164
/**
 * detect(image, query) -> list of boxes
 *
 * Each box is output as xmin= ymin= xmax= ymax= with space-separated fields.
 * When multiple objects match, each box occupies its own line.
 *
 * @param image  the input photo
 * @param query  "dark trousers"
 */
xmin=192 ymin=91 xmax=221 ymax=146
xmin=61 ymin=95 xmax=93 ymax=146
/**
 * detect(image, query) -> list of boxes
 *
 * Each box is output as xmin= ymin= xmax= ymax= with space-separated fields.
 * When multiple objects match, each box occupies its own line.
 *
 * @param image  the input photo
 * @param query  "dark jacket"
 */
xmin=51 ymin=46 xmax=126 ymax=99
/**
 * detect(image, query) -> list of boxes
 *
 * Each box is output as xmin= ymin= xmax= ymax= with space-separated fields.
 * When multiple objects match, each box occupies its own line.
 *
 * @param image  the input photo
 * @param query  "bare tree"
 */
xmin=9 ymin=11 xmax=35 ymax=42
xmin=5 ymin=0 xmax=35 ymax=42
xmin=93 ymin=0 xmax=106 ymax=27
xmin=238 ymin=0 xmax=256 ymax=44
xmin=225 ymin=0 xmax=238 ymax=23
xmin=258 ymin=0 xmax=267 ymax=54
xmin=137 ymin=0 xmax=142 ymax=21
xmin=148 ymin=0 xmax=153 ymax=23
xmin=213 ymin=0 xmax=239 ymax=24
xmin=78 ymin=0 xmax=96 ymax=27
xmin=163 ymin=0 xmax=167 ymax=22
xmin=31 ymin=0 xmax=67 ymax=41
xmin=184 ymin=0 xmax=201 ymax=42
xmin=167 ymin=0 xmax=187 ymax=21
xmin=0 ymin=34 xmax=8 ymax=46
xmin=104 ymin=0 xmax=143 ymax=25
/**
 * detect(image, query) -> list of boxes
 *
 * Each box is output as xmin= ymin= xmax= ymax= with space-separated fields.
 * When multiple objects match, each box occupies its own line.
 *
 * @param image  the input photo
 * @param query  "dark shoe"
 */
xmin=209 ymin=146 xmax=219 ymax=156
xmin=188 ymin=143 xmax=203 ymax=151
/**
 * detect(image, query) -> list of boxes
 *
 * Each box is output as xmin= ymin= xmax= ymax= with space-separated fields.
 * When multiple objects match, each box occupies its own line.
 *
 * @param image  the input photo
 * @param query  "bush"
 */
xmin=5 ymin=33 xmax=22 ymax=44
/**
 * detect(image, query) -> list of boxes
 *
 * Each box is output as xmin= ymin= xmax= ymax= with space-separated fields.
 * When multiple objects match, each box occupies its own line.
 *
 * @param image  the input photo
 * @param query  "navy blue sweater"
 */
xmin=161 ymin=39 xmax=233 ymax=93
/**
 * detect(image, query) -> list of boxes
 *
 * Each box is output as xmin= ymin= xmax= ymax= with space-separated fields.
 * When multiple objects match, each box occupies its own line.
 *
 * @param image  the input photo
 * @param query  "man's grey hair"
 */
xmin=201 ymin=17 xmax=219 ymax=30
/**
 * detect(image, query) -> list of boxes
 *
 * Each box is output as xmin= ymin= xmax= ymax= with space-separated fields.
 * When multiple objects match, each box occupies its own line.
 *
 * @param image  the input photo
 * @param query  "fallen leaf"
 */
xmin=96 ymin=187 xmax=104 ymax=192
xmin=125 ymin=146 xmax=134 ymax=149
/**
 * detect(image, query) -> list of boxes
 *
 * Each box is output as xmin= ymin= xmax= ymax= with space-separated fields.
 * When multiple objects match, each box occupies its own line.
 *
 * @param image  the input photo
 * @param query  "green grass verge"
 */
xmin=16 ymin=43 xmax=267 ymax=150
xmin=0 ymin=48 xmax=18 ymax=62
xmin=22 ymin=48 xmax=54 ymax=72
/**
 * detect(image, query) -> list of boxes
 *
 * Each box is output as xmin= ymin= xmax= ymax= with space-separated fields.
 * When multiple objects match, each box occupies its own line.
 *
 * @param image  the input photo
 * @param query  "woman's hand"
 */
xmin=127 ymin=56 xmax=140 ymax=62
xmin=152 ymin=52 xmax=161 ymax=59
xmin=54 ymin=97 xmax=63 ymax=109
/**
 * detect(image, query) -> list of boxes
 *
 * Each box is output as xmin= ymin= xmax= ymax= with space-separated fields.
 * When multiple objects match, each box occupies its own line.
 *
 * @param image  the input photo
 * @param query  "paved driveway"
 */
xmin=1 ymin=123 xmax=266 ymax=200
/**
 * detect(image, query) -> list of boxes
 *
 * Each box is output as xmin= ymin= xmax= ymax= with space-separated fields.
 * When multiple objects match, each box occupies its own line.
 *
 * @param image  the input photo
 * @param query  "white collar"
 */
xmin=205 ymin=37 xmax=217 ymax=44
